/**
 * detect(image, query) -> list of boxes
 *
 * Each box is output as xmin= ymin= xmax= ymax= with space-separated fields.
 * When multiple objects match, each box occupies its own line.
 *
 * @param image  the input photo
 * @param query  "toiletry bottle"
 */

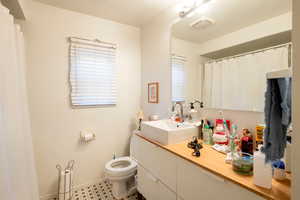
xmin=213 ymin=118 xmax=230 ymax=145
xmin=253 ymin=147 xmax=272 ymax=189
xmin=240 ymin=128 xmax=253 ymax=154
xmin=255 ymin=124 xmax=265 ymax=149
xmin=208 ymin=127 xmax=213 ymax=145
xmin=203 ymin=124 xmax=213 ymax=145
xmin=199 ymin=119 xmax=204 ymax=140
xmin=229 ymin=125 xmax=238 ymax=153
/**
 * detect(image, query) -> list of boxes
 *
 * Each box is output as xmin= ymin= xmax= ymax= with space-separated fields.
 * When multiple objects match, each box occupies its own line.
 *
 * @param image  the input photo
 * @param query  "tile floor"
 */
xmin=55 ymin=180 xmax=144 ymax=200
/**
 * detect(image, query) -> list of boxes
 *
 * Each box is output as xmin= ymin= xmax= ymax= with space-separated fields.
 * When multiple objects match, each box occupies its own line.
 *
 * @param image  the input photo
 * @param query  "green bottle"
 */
xmin=203 ymin=125 xmax=213 ymax=145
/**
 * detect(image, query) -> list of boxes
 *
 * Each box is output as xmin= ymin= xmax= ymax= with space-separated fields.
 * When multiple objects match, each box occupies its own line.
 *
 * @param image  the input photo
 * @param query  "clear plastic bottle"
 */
xmin=253 ymin=148 xmax=272 ymax=189
xmin=225 ymin=124 xmax=237 ymax=163
xmin=229 ymin=124 xmax=237 ymax=153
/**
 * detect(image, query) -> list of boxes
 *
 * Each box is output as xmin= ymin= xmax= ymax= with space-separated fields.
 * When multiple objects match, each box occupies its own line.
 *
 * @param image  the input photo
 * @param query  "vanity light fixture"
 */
xmin=179 ymin=0 xmax=212 ymax=18
xmin=190 ymin=100 xmax=204 ymax=113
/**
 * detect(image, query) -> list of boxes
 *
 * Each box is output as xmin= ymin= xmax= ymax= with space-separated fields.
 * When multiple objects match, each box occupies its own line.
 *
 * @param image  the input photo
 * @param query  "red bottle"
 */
xmin=240 ymin=128 xmax=253 ymax=154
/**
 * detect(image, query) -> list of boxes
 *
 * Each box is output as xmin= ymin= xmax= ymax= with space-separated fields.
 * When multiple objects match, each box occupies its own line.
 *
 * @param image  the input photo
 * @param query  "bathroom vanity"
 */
xmin=132 ymin=134 xmax=290 ymax=200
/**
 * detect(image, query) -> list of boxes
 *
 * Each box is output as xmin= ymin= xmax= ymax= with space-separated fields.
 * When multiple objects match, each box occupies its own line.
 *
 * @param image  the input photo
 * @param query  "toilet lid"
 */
xmin=105 ymin=157 xmax=137 ymax=177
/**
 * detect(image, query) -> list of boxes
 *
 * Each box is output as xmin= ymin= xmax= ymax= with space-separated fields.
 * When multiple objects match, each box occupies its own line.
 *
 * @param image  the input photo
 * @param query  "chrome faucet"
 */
xmin=172 ymin=102 xmax=184 ymax=123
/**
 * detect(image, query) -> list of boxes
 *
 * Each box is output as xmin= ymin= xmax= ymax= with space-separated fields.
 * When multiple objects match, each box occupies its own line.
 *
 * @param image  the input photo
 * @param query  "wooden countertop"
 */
xmin=136 ymin=134 xmax=290 ymax=200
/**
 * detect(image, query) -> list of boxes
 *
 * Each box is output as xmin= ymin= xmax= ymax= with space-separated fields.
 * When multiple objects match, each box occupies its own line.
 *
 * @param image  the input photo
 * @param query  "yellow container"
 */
xmin=255 ymin=124 xmax=265 ymax=143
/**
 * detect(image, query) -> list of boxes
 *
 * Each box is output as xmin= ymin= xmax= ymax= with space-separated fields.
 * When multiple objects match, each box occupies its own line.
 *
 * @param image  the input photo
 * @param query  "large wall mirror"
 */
xmin=170 ymin=0 xmax=292 ymax=112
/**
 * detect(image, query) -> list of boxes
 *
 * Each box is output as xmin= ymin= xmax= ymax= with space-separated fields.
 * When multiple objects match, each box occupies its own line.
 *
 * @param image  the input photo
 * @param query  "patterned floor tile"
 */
xmin=55 ymin=180 xmax=143 ymax=200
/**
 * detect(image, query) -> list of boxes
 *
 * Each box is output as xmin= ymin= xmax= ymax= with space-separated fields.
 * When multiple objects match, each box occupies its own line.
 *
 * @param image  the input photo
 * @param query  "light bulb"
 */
xmin=190 ymin=109 xmax=198 ymax=113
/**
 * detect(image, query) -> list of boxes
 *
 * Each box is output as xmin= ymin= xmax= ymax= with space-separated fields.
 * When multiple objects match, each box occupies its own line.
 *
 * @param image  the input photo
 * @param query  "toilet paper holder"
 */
xmin=56 ymin=160 xmax=75 ymax=200
xmin=80 ymin=131 xmax=96 ymax=143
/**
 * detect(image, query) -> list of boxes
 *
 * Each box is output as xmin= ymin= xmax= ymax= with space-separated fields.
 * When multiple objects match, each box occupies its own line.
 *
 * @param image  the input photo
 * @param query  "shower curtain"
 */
xmin=203 ymin=45 xmax=289 ymax=111
xmin=0 ymin=4 xmax=39 ymax=200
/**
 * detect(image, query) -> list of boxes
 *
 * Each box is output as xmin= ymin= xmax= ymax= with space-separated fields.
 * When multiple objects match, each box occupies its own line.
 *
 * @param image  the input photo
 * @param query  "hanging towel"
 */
xmin=263 ymin=77 xmax=292 ymax=162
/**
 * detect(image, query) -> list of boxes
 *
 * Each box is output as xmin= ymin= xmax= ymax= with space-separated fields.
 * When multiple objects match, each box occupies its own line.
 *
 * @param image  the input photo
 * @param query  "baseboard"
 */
xmin=40 ymin=177 xmax=105 ymax=200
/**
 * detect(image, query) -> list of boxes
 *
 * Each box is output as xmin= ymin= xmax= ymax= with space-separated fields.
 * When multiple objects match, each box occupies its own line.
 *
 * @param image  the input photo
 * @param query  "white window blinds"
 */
xmin=69 ymin=37 xmax=117 ymax=106
xmin=171 ymin=55 xmax=186 ymax=102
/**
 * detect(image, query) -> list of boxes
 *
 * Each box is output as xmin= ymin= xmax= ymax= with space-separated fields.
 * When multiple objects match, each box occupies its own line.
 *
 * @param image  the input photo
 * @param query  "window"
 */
xmin=69 ymin=37 xmax=117 ymax=106
xmin=171 ymin=55 xmax=186 ymax=102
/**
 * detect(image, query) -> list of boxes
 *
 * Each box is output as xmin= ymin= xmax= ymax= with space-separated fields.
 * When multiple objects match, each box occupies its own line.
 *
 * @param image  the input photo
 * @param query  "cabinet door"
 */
xmin=177 ymin=157 xmax=263 ymax=200
xmin=133 ymin=135 xmax=158 ymax=173
xmin=137 ymin=165 xmax=176 ymax=200
xmin=134 ymin=136 xmax=177 ymax=191
xmin=154 ymin=146 xmax=177 ymax=191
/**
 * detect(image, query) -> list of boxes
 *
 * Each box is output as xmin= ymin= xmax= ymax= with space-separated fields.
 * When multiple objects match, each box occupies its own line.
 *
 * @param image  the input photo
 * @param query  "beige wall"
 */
xmin=200 ymin=109 xmax=264 ymax=133
xmin=141 ymin=9 xmax=176 ymax=119
xmin=292 ymin=0 xmax=300 ymax=199
xmin=21 ymin=2 xmax=141 ymax=198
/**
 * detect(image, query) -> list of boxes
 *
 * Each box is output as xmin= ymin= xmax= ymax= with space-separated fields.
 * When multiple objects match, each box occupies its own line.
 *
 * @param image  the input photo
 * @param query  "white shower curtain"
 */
xmin=0 ymin=4 xmax=39 ymax=200
xmin=203 ymin=45 xmax=289 ymax=112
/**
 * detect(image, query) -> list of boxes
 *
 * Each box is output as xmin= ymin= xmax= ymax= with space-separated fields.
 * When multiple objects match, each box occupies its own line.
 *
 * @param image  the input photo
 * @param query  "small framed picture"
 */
xmin=148 ymin=82 xmax=159 ymax=103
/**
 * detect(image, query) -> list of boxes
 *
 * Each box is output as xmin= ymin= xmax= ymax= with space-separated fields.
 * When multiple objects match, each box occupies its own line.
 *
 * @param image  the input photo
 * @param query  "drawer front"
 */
xmin=154 ymin=146 xmax=177 ymax=191
xmin=135 ymin=136 xmax=177 ymax=191
xmin=137 ymin=165 xmax=176 ymax=200
xmin=135 ymin=135 xmax=158 ymax=172
xmin=177 ymin=157 xmax=263 ymax=200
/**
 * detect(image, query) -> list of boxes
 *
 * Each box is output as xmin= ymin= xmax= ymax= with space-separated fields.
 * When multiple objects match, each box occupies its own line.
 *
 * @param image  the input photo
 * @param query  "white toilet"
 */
xmin=105 ymin=136 xmax=138 ymax=199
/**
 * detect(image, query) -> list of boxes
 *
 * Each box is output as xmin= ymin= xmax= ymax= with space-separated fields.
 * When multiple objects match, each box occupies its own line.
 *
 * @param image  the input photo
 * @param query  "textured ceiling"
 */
xmin=34 ymin=0 xmax=181 ymax=27
xmin=33 ymin=0 xmax=292 ymax=42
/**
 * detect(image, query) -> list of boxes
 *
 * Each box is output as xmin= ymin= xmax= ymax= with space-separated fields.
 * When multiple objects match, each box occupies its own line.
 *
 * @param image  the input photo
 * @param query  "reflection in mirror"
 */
xmin=171 ymin=0 xmax=292 ymax=112
xmin=171 ymin=54 xmax=186 ymax=102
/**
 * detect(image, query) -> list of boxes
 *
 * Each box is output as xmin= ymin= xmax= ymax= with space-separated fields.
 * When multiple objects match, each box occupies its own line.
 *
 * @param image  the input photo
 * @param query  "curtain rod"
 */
xmin=68 ymin=37 xmax=117 ymax=49
xmin=266 ymin=68 xmax=292 ymax=79
xmin=205 ymin=42 xmax=292 ymax=64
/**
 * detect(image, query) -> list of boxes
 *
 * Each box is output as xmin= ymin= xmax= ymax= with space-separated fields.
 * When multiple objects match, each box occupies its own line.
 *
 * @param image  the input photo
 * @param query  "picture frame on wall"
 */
xmin=148 ymin=82 xmax=159 ymax=103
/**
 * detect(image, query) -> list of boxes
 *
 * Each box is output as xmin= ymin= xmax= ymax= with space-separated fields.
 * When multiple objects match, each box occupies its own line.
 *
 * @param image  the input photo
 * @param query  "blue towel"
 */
xmin=263 ymin=77 xmax=291 ymax=162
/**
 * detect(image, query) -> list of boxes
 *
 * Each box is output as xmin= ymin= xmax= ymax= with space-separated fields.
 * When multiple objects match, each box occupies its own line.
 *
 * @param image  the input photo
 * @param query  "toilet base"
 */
xmin=109 ymin=176 xmax=136 ymax=199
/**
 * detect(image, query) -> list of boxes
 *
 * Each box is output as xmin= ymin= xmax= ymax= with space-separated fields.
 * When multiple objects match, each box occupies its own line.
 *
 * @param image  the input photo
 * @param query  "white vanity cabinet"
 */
xmin=133 ymin=136 xmax=264 ymax=200
xmin=177 ymin=157 xmax=264 ymax=200
xmin=133 ymin=136 xmax=177 ymax=200
xmin=137 ymin=165 xmax=176 ymax=200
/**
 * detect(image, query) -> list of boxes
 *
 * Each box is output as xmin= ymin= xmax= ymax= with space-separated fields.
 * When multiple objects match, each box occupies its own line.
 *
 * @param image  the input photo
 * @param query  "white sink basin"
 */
xmin=141 ymin=120 xmax=198 ymax=145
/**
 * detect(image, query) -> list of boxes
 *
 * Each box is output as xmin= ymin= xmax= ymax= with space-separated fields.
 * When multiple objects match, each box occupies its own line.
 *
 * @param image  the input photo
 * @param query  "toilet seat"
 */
xmin=104 ymin=135 xmax=138 ymax=199
xmin=105 ymin=157 xmax=137 ymax=178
